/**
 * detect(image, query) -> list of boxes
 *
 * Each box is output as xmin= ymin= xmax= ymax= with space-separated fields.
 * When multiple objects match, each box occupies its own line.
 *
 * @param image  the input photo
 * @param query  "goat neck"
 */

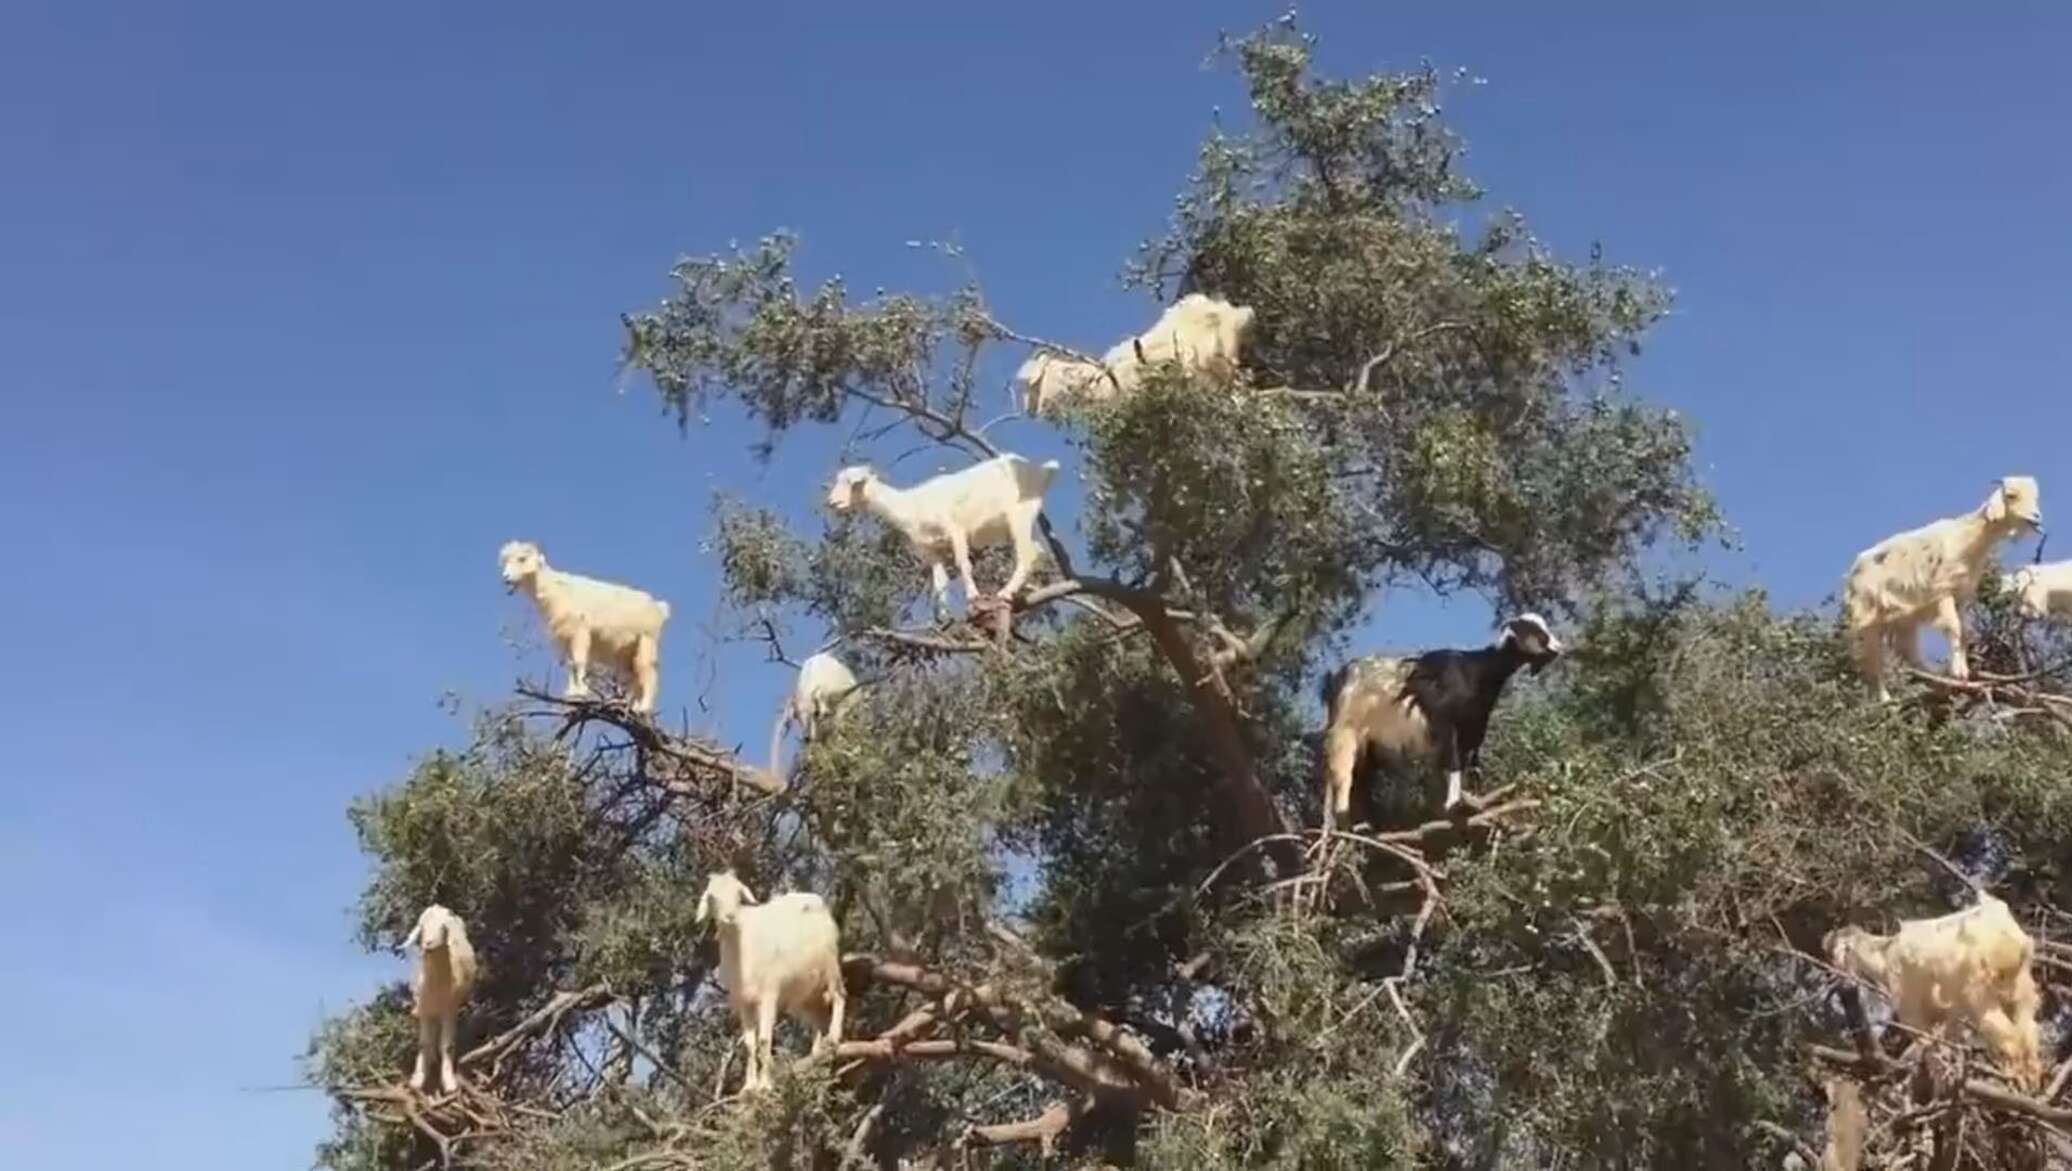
xmin=857 ymin=478 xmax=927 ymax=543
xmin=1969 ymin=490 xmax=2040 ymax=550
xmin=507 ymin=565 xmax=552 ymax=603
xmin=1483 ymin=638 xmax=1539 ymax=686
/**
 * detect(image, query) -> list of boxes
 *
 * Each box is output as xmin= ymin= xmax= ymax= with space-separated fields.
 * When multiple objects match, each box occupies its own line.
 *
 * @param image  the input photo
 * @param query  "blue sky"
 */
xmin=4 ymin=3 xmax=2071 ymax=1166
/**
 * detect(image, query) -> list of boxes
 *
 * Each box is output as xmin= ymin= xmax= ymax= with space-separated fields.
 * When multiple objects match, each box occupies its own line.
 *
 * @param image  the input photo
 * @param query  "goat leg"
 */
xmin=1441 ymin=732 xmax=1466 ymax=811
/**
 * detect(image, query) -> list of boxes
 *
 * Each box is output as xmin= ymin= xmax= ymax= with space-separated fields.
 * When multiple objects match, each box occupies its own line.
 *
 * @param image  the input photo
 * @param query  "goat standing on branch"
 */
xmin=697 ymin=871 xmax=846 ymax=1094
xmin=827 ymin=453 xmax=1060 ymax=618
xmin=498 ymin=540 xmax=671 ymax=714
xmin=1824 ymin=890 xmax=2044 ymax=1090
xmin=403 ymin=904 xmax=479 ymax=1094
xmin=1103 ymin=293 xmax=1255 ymax=396
xmin=1320 ymin=614 xmax=1564 ymax=826
xmin=1842 ymin=476 xmax=2044 ymax=702
xmin=1014 ymin=293 xmax=1255 ymax=416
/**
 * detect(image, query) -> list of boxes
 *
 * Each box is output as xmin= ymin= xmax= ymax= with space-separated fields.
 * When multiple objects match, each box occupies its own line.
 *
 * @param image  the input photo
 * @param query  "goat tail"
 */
xmin=1319 ymin=662 xmax=1349 ymax=715
xmin=767 ymin=697 xmax=793 ymax=780
xmin=656 ymin=599 xmax=673 ymax=622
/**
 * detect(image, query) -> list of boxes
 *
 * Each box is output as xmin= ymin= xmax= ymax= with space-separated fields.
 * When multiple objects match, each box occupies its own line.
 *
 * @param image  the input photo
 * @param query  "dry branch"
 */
xmin=462 ymin=982 xmax=616 ymax=1078
xmin=843 ymin=954 xmax=1188 ymax=1110
xmin=519 ymin=689 xmax=784 ymax=796
xmin=962 ymin=1098 xmax=1084 ymax=1155
xmin=1903 ymin=667 xmax=2072 ymax=732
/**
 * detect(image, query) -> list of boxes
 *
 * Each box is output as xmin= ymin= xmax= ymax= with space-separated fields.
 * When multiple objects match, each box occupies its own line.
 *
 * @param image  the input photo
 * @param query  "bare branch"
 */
xmin=518 ymin=689 xmax=784 ymax=797
xmin=857 ymin=626 xmax=994 ymax=657
xmin=962 ymin=1098 xmax=1084 ymax=1156
xmin=601 ymin=1016 xmax=689 ymax=1091
xmin=461 ymin=983 xmax=615 ymax=1078
xmin=840 ymin=1102 xmax=886 ymax=1171
xmin=1352 ymin=321 xmax=1469 ymax=396
xmin=842 ymin=954 xmax=1188 ymax=1110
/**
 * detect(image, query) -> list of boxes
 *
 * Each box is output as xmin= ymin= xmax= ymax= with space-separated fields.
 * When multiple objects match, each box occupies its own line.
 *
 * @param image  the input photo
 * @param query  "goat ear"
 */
xmin=695 ymin=891 xmax=711 ymax=924
xmin=403 ymin=923 xmax=422 ymax=950
xmin=1987 ymin=482 xmax=2012 ymax=522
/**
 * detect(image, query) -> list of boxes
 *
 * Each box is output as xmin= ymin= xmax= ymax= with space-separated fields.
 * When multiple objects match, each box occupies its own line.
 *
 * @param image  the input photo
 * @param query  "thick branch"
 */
xmin=858 ymin=626 xmax=994 ymax=657
xmin=1072 ymin=578 xmax=1290 ymax=855
xmin=963 ymin=1099 xmax=1083 ymax=1156
xmin=1904 ymin=667 xmax=2072 ymax=732
xmin=836 ymin=1036 xmax=1040 ymax=1069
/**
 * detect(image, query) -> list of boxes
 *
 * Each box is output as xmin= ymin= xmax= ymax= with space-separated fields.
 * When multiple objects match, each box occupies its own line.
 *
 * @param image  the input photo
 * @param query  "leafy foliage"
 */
xmin=308 ymin=14 xmax=2072 ymax=1171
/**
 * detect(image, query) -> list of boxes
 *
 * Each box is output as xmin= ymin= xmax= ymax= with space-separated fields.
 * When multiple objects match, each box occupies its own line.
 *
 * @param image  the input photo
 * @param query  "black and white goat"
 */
xmin=1319 ymin=614 xmax=1564 ymax=826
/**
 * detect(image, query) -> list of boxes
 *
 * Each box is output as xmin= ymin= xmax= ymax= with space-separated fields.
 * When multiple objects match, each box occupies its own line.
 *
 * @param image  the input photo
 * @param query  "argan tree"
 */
xmin=308 ymin=16 xmax=2072 ymax=1169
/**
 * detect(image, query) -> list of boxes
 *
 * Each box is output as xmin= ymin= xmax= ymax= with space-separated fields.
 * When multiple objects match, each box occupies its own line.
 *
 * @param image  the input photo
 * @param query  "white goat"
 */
xmin=1842 ymin=476 xmax=2044 ymax=702
xmin=827 ymin=453 xmax=1060 ymax=615
xmin=697 ymin=872 xmax=845 ymax=1094
xmin=767 ymin=651 xmax=861 ymax=777
xmin=1014 ymin=294 xmax=1256 ymax=416
xmin=1824 ymin=890 xmax=2044 ymax=1090
xmin=2009 ymin=560 xmax=2072 ymax=620
xmin=1103 ymin=293 xmax=1255 ymax=397
xmin=1014 ymin=350 xmax=1113 ymax=418
xmin=403 ymin=904 xmax=479 ymax=1094
xmin=498 ymin=540 xmax=671 ymax=713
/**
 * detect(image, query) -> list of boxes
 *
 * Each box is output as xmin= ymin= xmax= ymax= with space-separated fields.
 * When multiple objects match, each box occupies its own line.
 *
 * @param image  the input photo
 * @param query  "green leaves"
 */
xmin=309 ymin=13 xmax=2072 ymax=1171
xmin=1127 ymin=20 xmax=1717 ymax=618
xmin=622 ymin=233 xmax=970 ymax=457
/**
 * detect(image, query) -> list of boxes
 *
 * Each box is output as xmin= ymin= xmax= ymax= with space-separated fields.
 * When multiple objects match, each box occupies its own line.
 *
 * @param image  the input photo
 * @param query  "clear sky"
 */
xmin=4 ymin=3 xmax=2070 ymax=1166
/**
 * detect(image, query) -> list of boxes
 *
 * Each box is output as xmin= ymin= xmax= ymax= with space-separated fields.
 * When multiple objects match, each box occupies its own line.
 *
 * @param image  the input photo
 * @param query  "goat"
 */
xmin=2009 ymin=559 xmax=2072 ymax=621
xmin=1842 ymin=476 xmax=2044 ymax=702
xmin=1013 ymin=294 xmax=1256 ymax=417
xmin=403 ymin=904 xmax=479 ymax=1094
xmin=767 ymin=651 xmax=862 ymax=778
xmin=1319 ymin=614 xmax=1564 ymax=826
xmin=826 ymin=453 xmax=1060 ymax=616
xmin=1102 ymin=293 xmax=1256 ymax=397
xmin=499 ymin=540 xmax=671 ymax=713
xmin=1014 ymin=350 xmax=1113 ymax=417
xmin=697 ymin=872 xmax=846 ymax=1094
xmin=1824 ymin=890 xmax=2044 ymax=1090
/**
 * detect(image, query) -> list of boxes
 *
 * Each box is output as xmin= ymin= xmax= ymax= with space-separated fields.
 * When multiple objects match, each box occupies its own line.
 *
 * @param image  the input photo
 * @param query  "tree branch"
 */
xmin=841 ymin=954 xmax=1188 ymax=1110
xmin=962 ymin=1098 xmax=1085 ymax=1156
xmin=518 ymin=690 xmax=784 ymax=797
xmin=601 ymin=1015 xmax=689 ymax=1091
xmin=857 ymin=626 xmax=994 ymax=657
xmin=1068 ymin=578 xmax=1291 ymax=857
xmin=462 ymin=983 xmax=616 ymax=1079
